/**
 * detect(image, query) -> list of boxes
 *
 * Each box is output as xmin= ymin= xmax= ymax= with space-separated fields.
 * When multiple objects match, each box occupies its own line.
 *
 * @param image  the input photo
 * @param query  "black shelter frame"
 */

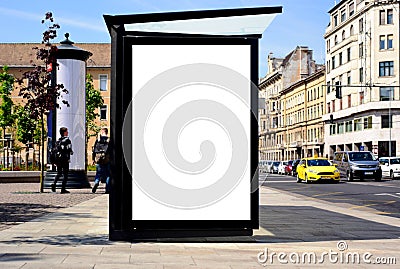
xmin=104 ymin=6 xmax=282 ymax=241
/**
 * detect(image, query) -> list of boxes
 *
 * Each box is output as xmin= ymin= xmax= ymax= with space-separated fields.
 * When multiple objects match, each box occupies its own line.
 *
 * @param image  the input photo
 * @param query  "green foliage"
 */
xmin=86 ymin=74 xmax=104 ymax=141
xmin=15 ymin=106 xmax=40 ymax=145
xmin=0 ymin=66 xmax=16 ymax=130
xmin=87 ymin=164 xmax=97 ymax=171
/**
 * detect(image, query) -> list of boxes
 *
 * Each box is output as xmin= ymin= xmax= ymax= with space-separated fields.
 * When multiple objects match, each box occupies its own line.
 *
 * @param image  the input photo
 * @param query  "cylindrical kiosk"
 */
xmin=44 ymin=33 xmax=92 ymax=189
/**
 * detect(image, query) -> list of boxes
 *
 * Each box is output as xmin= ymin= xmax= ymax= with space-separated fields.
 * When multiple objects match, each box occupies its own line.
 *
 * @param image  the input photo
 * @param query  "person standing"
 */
xmin=51 ymin=127 xmax=73 ymax=194
xmin=92 ymin=128 xmax=111 ymax=194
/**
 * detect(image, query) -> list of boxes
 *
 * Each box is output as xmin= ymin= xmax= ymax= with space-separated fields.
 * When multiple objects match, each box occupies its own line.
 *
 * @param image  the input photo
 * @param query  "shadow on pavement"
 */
xmin=256 ymin=205 xmax=400 ymax=243
xmin=0 ymin=234 xmax=111 ymax=246
xmin=0 ymin=203 xmax=62 ymax=228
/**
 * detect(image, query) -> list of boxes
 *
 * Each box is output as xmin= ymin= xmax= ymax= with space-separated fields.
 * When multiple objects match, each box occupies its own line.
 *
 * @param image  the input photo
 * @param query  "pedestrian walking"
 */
xmin=92 ymin=128 xmax=111 ymax=194
xmin=51 ymin=127 xmax=73 ymax=194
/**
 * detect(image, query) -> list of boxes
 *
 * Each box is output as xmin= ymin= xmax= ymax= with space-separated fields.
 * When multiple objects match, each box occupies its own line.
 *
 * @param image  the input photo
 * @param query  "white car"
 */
xmin=278 ymin=161 xmax=288 ymax=175
xmin=379 ymin=157 xmax=400 ymax=179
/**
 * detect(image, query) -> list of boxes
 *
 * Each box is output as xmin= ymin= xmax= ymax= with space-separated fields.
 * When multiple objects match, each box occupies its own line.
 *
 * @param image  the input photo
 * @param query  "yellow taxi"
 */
xmin=296 ymin=157 xmax=340 ymax=183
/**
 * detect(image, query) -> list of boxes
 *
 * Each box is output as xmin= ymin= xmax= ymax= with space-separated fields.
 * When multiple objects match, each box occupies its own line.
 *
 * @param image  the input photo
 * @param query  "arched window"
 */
xmin=342 ymin=30 xmax=346 ymax=41
xmin=334 ymin=35 xmax=338 ymax=45
xmin=350 ymin=25 xmax=354 ymax=36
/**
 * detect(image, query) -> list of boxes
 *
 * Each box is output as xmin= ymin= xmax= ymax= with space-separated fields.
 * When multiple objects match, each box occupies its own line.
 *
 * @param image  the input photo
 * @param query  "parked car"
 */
xmin=296 ymin=157 xmax=340 ymax=183
xmin=291 ymin=159 xmax=300 ymax=176
xmin=333 ymin=151 xmax=381 ymax=181
xmin=285 ymin=160 xmax=294 ymax=175
xmin=259 ymin=160 xmax=268 ymax=173
xmin=266 ymin=161 xmax=273 ymax=173
xmin=379 ymin=157 xmax=400 ymax=179
xmin=270 ymin=161 xmax=280 ymax=174
xmin=278 ymin=161 xmax=288 ymax=174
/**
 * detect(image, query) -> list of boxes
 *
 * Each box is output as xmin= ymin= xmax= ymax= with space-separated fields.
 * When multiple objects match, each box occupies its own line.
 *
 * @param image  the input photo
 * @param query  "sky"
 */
xmin=0 ymin=0 xmax=335 ymax=78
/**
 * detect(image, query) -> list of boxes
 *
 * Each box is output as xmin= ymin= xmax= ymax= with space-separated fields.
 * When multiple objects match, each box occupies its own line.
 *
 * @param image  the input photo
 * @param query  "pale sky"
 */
xmin=0 ymin=0 xmax=335 ymax=77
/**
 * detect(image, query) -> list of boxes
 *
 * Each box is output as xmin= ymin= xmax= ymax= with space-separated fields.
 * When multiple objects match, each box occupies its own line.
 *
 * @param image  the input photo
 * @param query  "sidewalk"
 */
xmin=1 ymin=186 xmax=400 ymax=268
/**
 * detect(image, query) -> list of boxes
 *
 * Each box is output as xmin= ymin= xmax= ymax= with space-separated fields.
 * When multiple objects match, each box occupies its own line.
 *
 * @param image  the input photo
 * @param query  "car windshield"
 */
xmin=273 ymin=162 xmax=280 ymax=166
xmin=288 ymin=161 xmax=293 ymax=165
xmin=307 ymin=159 xmax=332 ymax=167
xmin=348 ymin=152 xmax=375 ymax=161
xmin=390 ymin=158 xmax=400 ymax=164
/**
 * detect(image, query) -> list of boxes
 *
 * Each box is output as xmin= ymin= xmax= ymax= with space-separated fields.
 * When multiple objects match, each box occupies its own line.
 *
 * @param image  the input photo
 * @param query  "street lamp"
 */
xmin=389 ymin=87 xmax=392 ymax=157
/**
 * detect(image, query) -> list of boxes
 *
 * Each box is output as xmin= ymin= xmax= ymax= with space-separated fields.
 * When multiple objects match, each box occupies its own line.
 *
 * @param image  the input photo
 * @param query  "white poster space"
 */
xmin=57 ymin=59 xmax=86 ymax=170
xmin=131 ymin=44 xmax=251 ymax=220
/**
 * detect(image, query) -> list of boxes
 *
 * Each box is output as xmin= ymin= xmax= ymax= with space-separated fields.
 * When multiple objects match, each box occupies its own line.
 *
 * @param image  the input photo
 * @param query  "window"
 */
xmin=359 ymin=91 xmax=364 ymax=104
xmin=380 ymin=35 xmax=385 ymax=50
xmin=349 ymin=3 xmax=355 ymax=16
xmin=341 ymin=9 xmax=346 ymax=22
xmin=380 ymin=10 xmax=386 ymax=25
xmin=342 ymin=30 xmax=346 ymax=41
xmin=327 ymin=102 xmax=330 ymax=113
xmin=364 ymin=116 xmax=372 ymax=129
xmin=345 ymin=121 xmax=353 ymax=132
xmin=339 ymin=52 xmax=343 ymax=65
xmin=339 ymin=99 xmax=343 ymax=110
xmin=359 ymin=18 xmax=364 ymax=33
xmin=338 ymin=123 xmax=344 ymax=134
xmin=100 ymin=105 xmax=107 ymax=120
xmin=334 ymin=35 xmax=338 ymax=45
xmin=347 ymin=48 xmax=351 ymax=62
xmin=354 ymin=118 xmax=362 ymax=131
xmin=382 ymin=115 xmax=392 ymax=128
xmin=350 ymin=25 xmax=354 ymax=36
xmin=359 ymin=43 xmax=363 ymax=57
xmin=359 ymin=67 xmax=364 ymax=83
xmin=330 ymin=124 xmax=336 ymax=135
xmin=348 ymin=94 xmax=352 ymax=108
xmin=379 ymin=61 xmax=394 ymax=77
xmin=388 ymin=35 xmax=393 ymax=49
xmin=99 ymin=74 xmax=108 ymax=91
xmin=380 ymin=87 xmax=394 ymax=101
xmin=332 ymin=56 xmax=336 ymax=69
xmin=327 ymin=81 xmax=331 ymax=94
xmin=387 ymin=9 xmax=393 ymax=24
xmin=334 ymin=14 xmax=338 ymax=27
xmin=347 ymin=71 xmax=351 ymax=85
xmin=332 ymin=100 xmax=336 ymax=112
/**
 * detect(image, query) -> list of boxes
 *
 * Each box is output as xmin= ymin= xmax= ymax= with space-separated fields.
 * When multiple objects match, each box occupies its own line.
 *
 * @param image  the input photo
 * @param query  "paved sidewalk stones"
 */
xmin=0 ymin=186 xmax=399 ymax=268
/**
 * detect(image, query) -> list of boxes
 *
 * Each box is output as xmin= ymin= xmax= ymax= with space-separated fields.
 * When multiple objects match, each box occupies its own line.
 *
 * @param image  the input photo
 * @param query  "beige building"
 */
xmin=259 ymin=46 xmax=325 ymax=161
xmin=0 ymin=43 xmax=111 ymax=166
xmin=324 ymin=0 xmax=400 ymax=158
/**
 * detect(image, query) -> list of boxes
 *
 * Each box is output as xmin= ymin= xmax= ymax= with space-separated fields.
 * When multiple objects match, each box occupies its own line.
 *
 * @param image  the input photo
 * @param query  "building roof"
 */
xmin=0 ymin=43 xmax=111 ymax=68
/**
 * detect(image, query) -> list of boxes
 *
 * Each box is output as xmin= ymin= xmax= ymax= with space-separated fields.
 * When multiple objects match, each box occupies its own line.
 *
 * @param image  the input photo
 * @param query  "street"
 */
xmin=261 ymin=172 xmax=400 ymax=218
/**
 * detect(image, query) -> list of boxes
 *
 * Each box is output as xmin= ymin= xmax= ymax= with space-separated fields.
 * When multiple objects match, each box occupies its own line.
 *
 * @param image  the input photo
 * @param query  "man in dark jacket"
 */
xmin=92 ymin=128 xmax=111 ymax=194
xmin=51 ymin=127 xmax=73 ymax=194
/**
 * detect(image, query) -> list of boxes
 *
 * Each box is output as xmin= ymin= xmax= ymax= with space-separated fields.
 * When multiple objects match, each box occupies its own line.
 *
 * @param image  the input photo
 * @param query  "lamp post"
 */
xmin=389 ymin=87 xmax=392 ymax=157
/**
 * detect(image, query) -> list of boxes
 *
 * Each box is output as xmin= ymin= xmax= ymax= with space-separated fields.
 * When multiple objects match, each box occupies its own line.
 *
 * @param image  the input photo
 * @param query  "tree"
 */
xmin=0 ymin=66 xmax=16 ymax=168
xmin=86 ymin=74 xmax=104 ymax=143
xmin=18 ymin=12 xmax=68 ymax=192
xmin=15 ymin=105 xmax=41 ymax=170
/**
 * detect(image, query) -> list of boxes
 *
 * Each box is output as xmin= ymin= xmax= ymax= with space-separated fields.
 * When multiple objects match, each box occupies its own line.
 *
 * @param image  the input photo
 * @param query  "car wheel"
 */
xmin=390 ymin=170 xmax=394 ymax=180
xmin=347 ymin=171 xmax=353 ymax=181
xmin=296 ymin=174 xmax=302 ymax=183
xmin=305 ymin=174 xmax=310 ymax=184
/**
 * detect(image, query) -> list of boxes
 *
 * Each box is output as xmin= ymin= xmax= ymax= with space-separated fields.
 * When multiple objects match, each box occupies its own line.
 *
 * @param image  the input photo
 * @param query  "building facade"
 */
xmin=0 ymin=43 xmax=111 ymax=166
xmin=259 ymin=46 xmax=325 ymax=161
xmin=324 ymin=0 xmax=400 ymax=158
